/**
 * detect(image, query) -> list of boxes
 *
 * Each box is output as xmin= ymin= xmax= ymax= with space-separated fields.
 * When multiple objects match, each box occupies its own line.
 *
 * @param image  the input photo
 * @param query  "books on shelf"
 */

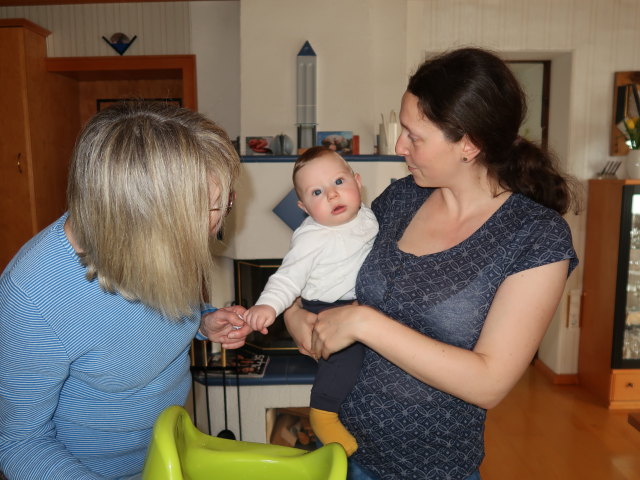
xmin=196 ymin=348 xmax=270 ymax=378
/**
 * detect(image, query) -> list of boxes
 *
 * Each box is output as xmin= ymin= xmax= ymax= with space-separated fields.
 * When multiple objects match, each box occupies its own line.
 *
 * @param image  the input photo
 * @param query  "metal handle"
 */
xmin=16 ymin=153 xmax=22 ymax=174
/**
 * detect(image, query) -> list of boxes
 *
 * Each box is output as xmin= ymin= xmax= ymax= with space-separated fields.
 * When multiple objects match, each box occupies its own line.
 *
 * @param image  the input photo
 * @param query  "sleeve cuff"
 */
xmin=197 ymin=304 xmax=218 ymax=340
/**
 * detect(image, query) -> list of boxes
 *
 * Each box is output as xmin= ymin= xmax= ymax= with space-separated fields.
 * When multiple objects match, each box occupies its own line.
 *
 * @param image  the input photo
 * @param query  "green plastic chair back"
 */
xmin=142 ymin=405 xmax=347 ymax=480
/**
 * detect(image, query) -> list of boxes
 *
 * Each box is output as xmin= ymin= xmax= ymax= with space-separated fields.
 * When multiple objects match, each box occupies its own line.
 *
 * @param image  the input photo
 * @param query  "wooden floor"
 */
xmin=480 ymin=366 xmax=640 ymax=480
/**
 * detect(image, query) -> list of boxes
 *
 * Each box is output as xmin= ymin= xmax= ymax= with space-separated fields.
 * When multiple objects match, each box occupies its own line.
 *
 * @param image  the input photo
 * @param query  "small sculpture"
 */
xmin=102 ymin=33 xmax=137 ymax=56
xmin=296 ymin=41 xmax=317 ymax=152
xmin=272 ymin=134 xmax=294 ymax=155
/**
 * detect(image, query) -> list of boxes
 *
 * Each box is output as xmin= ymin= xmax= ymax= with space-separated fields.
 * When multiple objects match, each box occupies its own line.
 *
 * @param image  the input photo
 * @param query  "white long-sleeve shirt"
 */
xmin=256 ymin=205 xmax=378 ymax=315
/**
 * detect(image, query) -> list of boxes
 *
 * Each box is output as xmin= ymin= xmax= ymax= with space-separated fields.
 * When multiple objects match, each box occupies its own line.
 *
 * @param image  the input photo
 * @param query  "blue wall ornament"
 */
xmin=102 ymin=33 xmax=137 ymax=56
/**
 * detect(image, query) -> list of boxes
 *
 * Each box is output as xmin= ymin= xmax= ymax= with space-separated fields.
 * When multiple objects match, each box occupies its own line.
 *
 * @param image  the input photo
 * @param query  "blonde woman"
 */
xmin=0 ymin=102 xmax=251 ymax=480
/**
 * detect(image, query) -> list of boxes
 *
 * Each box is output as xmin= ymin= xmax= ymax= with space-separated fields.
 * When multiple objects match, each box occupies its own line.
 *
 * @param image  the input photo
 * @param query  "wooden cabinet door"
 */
xmin=0 ymin=28 xmax=35 ymax=270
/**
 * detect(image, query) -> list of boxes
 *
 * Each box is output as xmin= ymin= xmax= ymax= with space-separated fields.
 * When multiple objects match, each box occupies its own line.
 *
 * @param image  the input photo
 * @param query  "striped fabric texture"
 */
xmin=0 ymin=215 xmax=200 ymax=479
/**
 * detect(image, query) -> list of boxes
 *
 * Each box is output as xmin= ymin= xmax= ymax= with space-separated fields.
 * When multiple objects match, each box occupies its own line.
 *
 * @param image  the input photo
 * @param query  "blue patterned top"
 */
xmin=341 ymin=176 xmax=578 ymax=479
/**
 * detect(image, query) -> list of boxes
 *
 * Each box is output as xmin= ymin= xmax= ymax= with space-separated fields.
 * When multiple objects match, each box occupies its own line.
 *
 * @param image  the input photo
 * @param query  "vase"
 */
xmin=627 ymin=150 xmax=640 ymax=179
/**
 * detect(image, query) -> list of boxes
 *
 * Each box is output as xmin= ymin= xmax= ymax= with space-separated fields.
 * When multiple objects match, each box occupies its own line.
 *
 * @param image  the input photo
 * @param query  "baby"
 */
xmin=244 ymin=146 xmax=378 ymax=455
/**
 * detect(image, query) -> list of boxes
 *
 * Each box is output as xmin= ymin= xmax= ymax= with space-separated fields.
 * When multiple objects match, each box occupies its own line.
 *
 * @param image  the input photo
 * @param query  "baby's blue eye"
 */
xmin=312 ymin=189 xmax=322 ymax=196
xmin=335 ymin=178 xmax=344 ymax=185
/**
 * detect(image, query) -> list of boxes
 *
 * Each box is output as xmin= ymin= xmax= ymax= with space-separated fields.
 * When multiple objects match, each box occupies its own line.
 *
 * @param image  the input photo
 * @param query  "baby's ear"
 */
xmin=354 ymin=172 xmax=363 ymax=190
xmin=297 ymin=200 xmax=309 ymax=215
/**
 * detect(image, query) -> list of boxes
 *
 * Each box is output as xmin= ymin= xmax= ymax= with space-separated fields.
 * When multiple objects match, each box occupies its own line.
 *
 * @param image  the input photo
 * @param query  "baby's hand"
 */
xmin=244 ymin=305 xmax=277 ymax=335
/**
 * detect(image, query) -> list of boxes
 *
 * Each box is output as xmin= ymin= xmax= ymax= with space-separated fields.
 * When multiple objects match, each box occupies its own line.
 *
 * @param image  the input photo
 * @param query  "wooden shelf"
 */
xmin=579 ymin=178 xmax=640 ymax=408
xmin=46 ymin=55 xmax=197 ymax=111
xmin=0 ymin=17 xmax=50 ymax=36
xmin=629 ymin=412 xmax=640 ymax=431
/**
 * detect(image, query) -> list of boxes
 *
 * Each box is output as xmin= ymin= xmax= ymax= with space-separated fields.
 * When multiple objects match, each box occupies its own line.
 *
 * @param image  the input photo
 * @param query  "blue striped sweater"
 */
xmin=0 ymin=215 xmax=199 ymax=479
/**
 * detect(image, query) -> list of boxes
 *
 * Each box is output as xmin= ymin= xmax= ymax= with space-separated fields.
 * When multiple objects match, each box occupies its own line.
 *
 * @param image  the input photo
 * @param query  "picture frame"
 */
xmin=611 ymin=71 xmax=640 ymax=155
xmin=316 ymin=131 xmax=353 ymax=154
xmin=96 ymin=97 xmax=182 ymax=112
xmin=245 ymin=136 xmax=274 ymax=155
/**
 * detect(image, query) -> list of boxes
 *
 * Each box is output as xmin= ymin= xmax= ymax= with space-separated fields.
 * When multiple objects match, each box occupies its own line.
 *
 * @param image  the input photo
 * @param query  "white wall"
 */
xmin=397 ymin=0 xmax=640 ymax=374
xmin=190 ymin=1 xmax=241 ymax=138
xmin=6 ymin=0 xmax=640 ymax=374
xmin=221 ymin=160 xmax=408 ymax=259
xmin=0 ymin=1 xmax=240 ymax=138
xmin=0 ymin=2 xmax=191 ymax=56
xmin=236 ymin=0 xmax=640 ymax=375
xmin=239 ymin=0 xmax=407 ymax=156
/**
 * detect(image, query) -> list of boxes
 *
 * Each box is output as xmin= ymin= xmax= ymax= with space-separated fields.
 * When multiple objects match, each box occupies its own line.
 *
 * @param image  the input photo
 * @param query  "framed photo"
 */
xmin=316 ymin=131 xmax=353 ymax=154
xmin=245 ymin=136 xmax=274 ymax=155
xmin=96 ymin=98 xmax=182 ymax=112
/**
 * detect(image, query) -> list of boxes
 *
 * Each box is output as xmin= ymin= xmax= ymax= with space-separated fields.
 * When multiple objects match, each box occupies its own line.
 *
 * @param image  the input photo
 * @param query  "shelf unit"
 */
xmin=0 ymin=18 xmax=198 ymax=269
xmin=0 ymin=19 xmax=77 ymax=269
xmin=46 ymin=54 xmax=197 ymax=126
xmin=579 ymin=178 xmax=640 ymax=409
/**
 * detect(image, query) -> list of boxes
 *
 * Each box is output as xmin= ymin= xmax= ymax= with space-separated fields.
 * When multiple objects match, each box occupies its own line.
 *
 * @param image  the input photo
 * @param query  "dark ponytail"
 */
xmin=407 ymin=47 xmax=580 ymax=215
xmin=496 ymin=137 xmax=577 ymax=214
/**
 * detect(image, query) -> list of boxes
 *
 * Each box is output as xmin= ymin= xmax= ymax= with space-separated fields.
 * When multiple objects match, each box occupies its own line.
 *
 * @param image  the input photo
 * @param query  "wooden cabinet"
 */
xmin=45 ymin=54 xmax=197 ymax=126
xmin=0 ymin=19 xmax=79 ymax=269
xmin=611 ymin=371 xmax=640 ymax=402
xmin=578 ymin=179 xmax=640 ymax=408
xmin=0 ymin=18 xmax=197 ymax=270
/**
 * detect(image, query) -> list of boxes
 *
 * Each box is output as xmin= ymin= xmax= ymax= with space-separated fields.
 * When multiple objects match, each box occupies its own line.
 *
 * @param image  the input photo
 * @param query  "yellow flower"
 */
xmin=624 ymin=116 xmax=640 ymax=149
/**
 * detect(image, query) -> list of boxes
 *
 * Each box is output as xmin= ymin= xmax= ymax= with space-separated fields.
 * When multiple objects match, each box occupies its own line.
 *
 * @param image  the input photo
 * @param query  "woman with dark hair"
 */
xmin=285 ymin=47 xmax=578 ymax=479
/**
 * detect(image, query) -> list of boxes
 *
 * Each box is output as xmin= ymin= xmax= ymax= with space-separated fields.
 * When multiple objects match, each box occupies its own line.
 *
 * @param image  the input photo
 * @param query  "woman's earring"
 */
xmin=462 ymin=157 xmax=470 ymax=163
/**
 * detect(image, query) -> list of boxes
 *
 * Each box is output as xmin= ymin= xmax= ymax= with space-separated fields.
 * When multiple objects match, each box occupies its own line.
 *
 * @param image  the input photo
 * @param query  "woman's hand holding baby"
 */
xmin=312 ymin=304 xmax=365 ymax=360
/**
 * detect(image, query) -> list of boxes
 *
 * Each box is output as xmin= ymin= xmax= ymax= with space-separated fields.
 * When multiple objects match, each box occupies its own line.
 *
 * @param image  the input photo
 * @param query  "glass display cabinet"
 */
xmin=613 ymin=186 xmax=640 ymax=368
xmin=579 ymin=179 xmax=640 ymax=409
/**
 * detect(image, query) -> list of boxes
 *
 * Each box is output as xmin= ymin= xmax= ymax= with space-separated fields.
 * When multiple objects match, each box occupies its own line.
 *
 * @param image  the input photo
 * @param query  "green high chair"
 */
xmin=142 ymin=405 xmax=348 ymax=480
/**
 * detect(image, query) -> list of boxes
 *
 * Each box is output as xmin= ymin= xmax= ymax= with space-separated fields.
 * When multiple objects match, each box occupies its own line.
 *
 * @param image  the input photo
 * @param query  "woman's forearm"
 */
xmin=355 ymin=308 xmax=500 ymax=407
xmin=321 ymin=261 xmax=568 ymax=409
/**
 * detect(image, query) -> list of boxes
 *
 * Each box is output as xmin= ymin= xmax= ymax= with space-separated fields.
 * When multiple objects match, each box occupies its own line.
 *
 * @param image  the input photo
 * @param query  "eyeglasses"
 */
xmin=209 ymin=191 xmax=235 ymax=217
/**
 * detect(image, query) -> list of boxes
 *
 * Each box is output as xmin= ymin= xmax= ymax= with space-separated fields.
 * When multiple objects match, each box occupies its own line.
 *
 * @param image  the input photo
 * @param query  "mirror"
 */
xmin=507 ymin=61 xmax=550 ymax=149
xmin=611 ymin=71 xmax=640 ymax=156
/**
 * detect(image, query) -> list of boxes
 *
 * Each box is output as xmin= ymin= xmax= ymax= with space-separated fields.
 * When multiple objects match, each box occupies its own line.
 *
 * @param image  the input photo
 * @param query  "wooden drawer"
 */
xmin=611 ymin=370 xmax=640 ymax=402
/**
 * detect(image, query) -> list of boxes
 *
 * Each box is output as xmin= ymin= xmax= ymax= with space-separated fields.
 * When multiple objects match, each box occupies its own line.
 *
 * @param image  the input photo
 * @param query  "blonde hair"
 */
xmin=67 ymin=101 xmax=240 ymax=319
